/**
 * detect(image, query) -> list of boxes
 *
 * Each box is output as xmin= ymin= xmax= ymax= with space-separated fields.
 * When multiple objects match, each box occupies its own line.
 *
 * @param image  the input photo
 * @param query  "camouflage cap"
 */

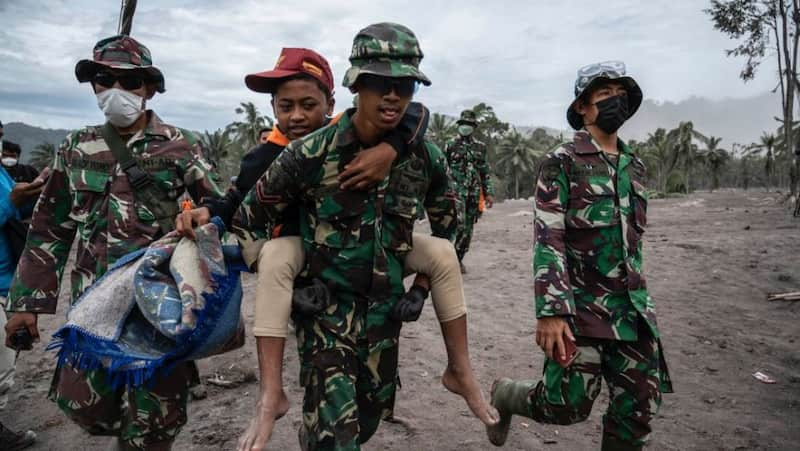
xmin=567 ymin=60 xmax=642 ymax=130
xmin=456 ymin=109 xmax=478 ymax=126
xmin=75 ymin=35 xmax=165 ymax=93
xmin=342 ymin=22 xmax=431 ymax=88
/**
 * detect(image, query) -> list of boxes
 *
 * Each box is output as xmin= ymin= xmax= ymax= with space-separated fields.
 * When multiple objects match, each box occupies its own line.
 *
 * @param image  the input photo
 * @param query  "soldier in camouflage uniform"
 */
xmin=234 ymin=23 xmax=461 ymax=450
xmin=486 ymin=61 xmax=672 ymax=451
xmin=3 ymin=35 xmax=224 ymax=450
xmin=444 ymin=110 xmax=494 ymax=272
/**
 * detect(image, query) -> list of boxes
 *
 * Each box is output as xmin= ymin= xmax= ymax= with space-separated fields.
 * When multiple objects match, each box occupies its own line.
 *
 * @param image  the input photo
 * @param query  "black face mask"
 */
xmin=586 ymin=95 xmax=629 ymax=134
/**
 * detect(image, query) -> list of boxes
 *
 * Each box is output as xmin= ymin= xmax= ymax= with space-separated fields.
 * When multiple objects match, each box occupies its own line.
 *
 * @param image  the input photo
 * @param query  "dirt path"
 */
xmin=5 ymin=190 xmax=799 ymax=450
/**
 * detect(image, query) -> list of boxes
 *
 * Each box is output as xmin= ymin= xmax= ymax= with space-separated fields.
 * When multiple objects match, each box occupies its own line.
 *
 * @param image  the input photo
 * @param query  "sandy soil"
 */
xmin=4 ymin=189 xmax=799 ymax=450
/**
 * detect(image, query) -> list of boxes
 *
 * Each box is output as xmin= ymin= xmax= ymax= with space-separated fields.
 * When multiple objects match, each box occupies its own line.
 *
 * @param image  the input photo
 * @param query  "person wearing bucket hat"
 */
xmin=486 ymin=61 xmax=672 ymax=450
xmin=234 ymin=22 xmax=498 ymax=450
xmin=4 ymin=35 xmax=226 ymax=450
xmin=445 ymin=109 xmax=495 ymax=272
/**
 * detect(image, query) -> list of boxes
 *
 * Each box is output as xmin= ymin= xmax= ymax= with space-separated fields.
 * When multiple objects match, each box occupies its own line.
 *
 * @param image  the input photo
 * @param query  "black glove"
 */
xmin=9 ymin=328 xmax=34 ymax=351
xmin=391 ymin=285 xmax=428 ymax=322
xmin=292 ymin=278 xmax=331 ymax=316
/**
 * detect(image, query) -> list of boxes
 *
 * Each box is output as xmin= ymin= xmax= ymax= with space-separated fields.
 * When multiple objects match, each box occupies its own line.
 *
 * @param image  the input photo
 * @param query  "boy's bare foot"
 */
xmin=441 ymin=364 xmax=500 ymax=426
xmin=236 ymin=389 xmax=290 ymax=451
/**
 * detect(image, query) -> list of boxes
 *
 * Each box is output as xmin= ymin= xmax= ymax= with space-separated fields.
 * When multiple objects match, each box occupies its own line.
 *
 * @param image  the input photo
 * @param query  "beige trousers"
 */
xmin=252 ymin=234 xmax=467 ymax=337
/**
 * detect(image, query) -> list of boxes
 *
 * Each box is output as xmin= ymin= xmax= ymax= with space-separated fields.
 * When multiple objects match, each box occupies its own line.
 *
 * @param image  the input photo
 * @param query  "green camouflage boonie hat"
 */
xmin=342 ymin=22 xmax=431 ymax=88
xmin=75 ymin=35 xmax=166 ymax=93
xmin=456 ymin=109 xmax=478 ymax=126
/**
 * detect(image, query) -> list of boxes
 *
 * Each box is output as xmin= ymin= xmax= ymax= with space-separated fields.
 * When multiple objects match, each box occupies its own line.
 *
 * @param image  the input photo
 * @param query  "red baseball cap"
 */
xmin=245 ymin=48 xmax=334 ymax=95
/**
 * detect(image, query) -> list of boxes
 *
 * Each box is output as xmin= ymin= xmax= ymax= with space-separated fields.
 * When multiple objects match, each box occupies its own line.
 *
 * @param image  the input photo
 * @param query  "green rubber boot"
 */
xmin=486 ymin=378 xmax=536 ymax=446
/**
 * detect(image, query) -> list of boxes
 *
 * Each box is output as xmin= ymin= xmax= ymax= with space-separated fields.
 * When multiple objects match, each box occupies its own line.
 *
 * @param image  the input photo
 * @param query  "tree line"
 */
xmin=22 ymin=101 xmax=798 ymax=201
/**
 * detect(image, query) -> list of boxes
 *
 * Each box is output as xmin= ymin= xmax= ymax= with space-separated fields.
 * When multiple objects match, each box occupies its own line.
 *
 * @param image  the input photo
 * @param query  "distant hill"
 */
xmin=2 ymin=122 xmax=70 ymax=164
xmin=625 ymin=92 xmax=785 ymax=145
xmin=3 ymin=91 xmax=789 ymax=161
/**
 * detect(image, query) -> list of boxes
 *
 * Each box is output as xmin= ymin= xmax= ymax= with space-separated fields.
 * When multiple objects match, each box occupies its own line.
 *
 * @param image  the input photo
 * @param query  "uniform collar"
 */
xmin=334 ymin=109 xmax=360 ymax=149
xmin=573 ymin=130 xmax=631 ymax=155
xmin=127 ymin=111 xmax=171 ymax=143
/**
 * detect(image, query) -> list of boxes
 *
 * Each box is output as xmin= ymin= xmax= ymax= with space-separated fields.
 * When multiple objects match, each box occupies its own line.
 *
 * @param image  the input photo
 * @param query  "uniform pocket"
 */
xmin=313 ymin=192 xmax=367 ymax=249
xmin=381 ymin=195 xmax=416 ymax=253
xmin=566 ymin=174 xmax=619 ymax=229
xmin=68 ymin=169 xmax=110 ymax=222
xmin=134 ymin=168 xmax=183 ymax=224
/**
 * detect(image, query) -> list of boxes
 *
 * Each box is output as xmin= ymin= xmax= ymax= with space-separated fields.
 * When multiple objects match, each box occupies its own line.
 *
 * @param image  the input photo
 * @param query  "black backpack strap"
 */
xmin=100 ymin=122 xmax=179 ymax=234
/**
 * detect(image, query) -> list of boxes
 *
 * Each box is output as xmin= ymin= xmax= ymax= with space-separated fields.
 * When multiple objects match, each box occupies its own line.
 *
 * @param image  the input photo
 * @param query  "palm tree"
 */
xmin=496 ymin=129 xmax=542 ymax=199
xmin=28 ymin=142 xmax=56 ymax=171
xmin=228 ymin=102 xmax=274 ymax=151
xmin=639 ymin=128 xmax=678 ymax=194
xmin=668 ymin=121 xmax=698 ymax=194
xmin=751 ymin=132 xmax=778 ymax=190
xmin=429 ymin=113 xmax=455 ymax=149
xmin=692 ymin=134 xmax=730 ymax=191
xmin=703 ymin=143 xmax=730 ymax=192
xmin=200 ymin=129 xmax=240 ymax=182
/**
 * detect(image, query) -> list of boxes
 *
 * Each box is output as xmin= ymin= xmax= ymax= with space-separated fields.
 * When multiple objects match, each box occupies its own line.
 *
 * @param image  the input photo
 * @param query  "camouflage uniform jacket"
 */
xmin=234 ymin=110 xmax=458 ymax=352
xmin=444 ymin=135 xmax=494 ymax=200
xmin=7 ymin=112 xmax=225 ymax=314
xmin=533 ymin=130 xmax=658 ymax=341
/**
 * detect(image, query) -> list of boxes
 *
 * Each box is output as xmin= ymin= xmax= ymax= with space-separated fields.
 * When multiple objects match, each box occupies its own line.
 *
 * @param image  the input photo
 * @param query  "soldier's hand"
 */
xmin=391 ymin=285 xmax=428 ymax=322
xmin=485 ymin=195 xmax=494 ymax=209
xmin=5 ymin=312 xmax=40 ymax=350
xmin=535 ymin=316 xmax=574 ymax=361
xmin=175 ymin=207 xmax=211 ymax=240
xmin=338 ymin=143 xmax=397 ymax=190
xmin=9 ymin=180 xmax=45 ymax=207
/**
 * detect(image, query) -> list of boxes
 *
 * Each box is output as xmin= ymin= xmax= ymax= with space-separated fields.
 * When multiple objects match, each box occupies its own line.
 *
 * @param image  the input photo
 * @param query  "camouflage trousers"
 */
xmin=521 ymin=321 xmax=671 ymax=448
xmin=455 ymin=195 xmax=479 ymax=261
xmin=296 ymin=299 xmax=400 ymax=451
xmin=49 ymin=361 xmax=196 ymax=450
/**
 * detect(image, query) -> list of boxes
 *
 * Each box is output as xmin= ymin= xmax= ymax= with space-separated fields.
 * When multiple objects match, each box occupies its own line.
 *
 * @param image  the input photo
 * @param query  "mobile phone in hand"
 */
xmin=554 ymin=337 xmax=579 ymax=368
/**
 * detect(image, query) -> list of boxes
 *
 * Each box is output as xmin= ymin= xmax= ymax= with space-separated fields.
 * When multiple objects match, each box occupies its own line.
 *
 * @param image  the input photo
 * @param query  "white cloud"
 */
xmin=0 ymin=0 xmax=780 ymax=133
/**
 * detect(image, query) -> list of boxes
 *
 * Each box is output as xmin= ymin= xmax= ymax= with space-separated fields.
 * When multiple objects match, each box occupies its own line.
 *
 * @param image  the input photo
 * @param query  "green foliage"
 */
xmin=200 ymin=99 xmax=793 ymax=200
xmin=706 ymin=0 xmax=800 ymax=196
xmin=429 ymin=113 xmax=455 ymax=149
xmin=199 ymin=102 xmax=274 ymax=185
xmin=227 ymin=102 xmax=274 ymax=151
xmin=199 ymin=128 xmax=242 ymax=184
xmin=28 ymin=142 xmax=56 ymax=171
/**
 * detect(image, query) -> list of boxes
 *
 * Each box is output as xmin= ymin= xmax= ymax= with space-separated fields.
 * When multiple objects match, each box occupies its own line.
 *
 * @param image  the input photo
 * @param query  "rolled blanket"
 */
xmin=49 ymin=218 xmax=248 ymax=387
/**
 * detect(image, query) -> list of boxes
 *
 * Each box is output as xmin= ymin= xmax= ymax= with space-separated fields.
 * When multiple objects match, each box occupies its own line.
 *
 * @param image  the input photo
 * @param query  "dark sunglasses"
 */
xmin=93 ymin=71 xmax=146 ymax=90
xmin=358 ymin=74 xmax=418 ymax=97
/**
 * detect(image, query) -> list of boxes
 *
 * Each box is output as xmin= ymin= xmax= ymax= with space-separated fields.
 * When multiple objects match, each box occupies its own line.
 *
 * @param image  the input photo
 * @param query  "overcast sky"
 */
xmin=0 ymin=0 xmax=780 ymax=133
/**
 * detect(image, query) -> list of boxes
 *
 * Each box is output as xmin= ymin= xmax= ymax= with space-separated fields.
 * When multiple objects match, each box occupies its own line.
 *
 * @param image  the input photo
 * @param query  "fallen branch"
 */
xmin=767 ymin=291 xmax=800 ymax=302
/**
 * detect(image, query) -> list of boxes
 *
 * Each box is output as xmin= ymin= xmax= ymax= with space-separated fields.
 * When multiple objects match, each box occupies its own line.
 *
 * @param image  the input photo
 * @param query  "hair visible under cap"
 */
xmin=270 ymin=73 xmax=333 ymax=101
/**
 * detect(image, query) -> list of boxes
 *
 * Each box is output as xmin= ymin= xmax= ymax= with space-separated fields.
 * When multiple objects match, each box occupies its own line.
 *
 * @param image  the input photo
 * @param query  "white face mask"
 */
xmin=457 ymin=124 xmax=474 ymax=137
xmin=96 ymin=88 xmax=145 ymax=127
xmin=1 ymin=157 xmax=18 ymax=167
